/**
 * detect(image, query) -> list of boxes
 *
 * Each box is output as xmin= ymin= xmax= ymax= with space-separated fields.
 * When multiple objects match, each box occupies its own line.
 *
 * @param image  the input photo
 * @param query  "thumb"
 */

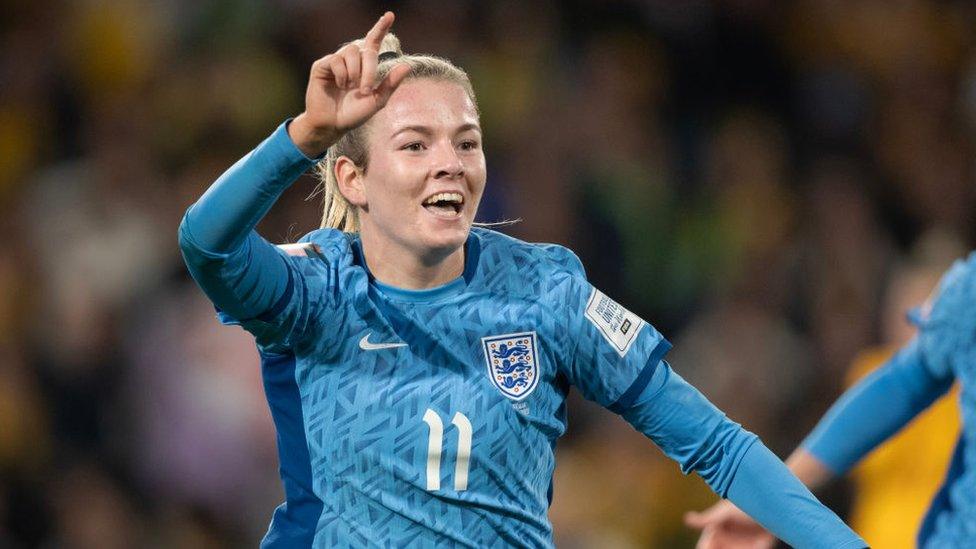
xmin=373 ymin=62 xmax=411 ymax=105
xmin=684 ymin=508 xmax=719 ymax=529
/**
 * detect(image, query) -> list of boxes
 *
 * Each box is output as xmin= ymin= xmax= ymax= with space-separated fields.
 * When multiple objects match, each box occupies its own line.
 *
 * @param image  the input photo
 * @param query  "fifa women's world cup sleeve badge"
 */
xmin=481 ymin=332 xmax=541 ymax=402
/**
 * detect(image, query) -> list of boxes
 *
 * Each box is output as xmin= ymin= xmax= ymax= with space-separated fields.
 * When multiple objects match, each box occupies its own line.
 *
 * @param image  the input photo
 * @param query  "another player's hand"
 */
xmin=684 ymin=500 xmax=776 ymax=549
xmin=289 ymin=11 xmax=412 ymax=157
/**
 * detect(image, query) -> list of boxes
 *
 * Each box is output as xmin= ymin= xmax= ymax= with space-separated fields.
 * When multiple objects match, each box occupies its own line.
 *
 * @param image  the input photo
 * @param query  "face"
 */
xmin=351 ymin=78 xmax=486 ymax=261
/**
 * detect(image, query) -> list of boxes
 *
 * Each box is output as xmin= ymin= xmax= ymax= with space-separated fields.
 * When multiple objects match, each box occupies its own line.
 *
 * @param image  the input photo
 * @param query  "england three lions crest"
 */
xmin=481 ymin=332 xmax=540 ymax=401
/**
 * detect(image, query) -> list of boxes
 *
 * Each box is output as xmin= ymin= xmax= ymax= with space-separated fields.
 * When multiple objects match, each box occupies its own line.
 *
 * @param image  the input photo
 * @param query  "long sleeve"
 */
xmin=178 ymin=121 xmax=324 ymax=346
xmin=179 ymin=122 xmax=334 ymax=352
xmin=724 ymin=442 xmax=866 ymax=548
xmin=801 ymin=338 xmax=954 ymax=474
xmin=181 ymin=120 xmax=322 ymax=254
xmin=621 ymin=362 xmax=866 ymax=548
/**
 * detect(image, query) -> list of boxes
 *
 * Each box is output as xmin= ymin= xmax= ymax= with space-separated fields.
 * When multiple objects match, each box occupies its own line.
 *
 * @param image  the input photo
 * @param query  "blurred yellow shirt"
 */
xmin=845 ymin=347 xmax=960 ymax=549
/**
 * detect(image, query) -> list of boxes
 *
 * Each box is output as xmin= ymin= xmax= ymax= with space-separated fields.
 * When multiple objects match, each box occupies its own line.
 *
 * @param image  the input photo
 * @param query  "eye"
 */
xmin=402 ymin=142 xmax=426 ymax=152
xmin=459 ymin=140 xmax=480 ymax=151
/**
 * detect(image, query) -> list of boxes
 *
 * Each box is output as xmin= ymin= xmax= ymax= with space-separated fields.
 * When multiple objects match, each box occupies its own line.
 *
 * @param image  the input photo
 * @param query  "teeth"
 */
xmin=423 ymin=192 xmax=463 ymax=206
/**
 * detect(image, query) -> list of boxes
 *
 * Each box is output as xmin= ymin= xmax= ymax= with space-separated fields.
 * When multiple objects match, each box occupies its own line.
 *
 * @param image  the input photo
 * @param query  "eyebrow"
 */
xmin=390 ymin=123 xmax=482 ymax=139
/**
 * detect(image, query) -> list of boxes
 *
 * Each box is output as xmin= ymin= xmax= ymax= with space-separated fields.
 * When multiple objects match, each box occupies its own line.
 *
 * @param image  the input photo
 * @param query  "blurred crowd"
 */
xmin=2 ymin=1 xmax=975 ymax=547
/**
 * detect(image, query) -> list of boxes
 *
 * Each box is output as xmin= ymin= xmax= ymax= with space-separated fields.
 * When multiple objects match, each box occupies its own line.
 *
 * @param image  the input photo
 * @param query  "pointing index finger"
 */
xmin=363 ymin=11 xmax=394 ymax=52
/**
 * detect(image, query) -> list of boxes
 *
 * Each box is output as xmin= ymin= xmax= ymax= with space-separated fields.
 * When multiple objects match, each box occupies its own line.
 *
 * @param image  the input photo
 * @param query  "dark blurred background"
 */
xmin=2 ymin=0 xmax=974 ymax=547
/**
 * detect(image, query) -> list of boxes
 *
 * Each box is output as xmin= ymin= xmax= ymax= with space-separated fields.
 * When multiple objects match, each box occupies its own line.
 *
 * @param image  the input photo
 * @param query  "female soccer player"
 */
xmin=179 ymin=12 xmax=866 ymax=548
xmin=688 ymin=252 xmax=976 ymax=548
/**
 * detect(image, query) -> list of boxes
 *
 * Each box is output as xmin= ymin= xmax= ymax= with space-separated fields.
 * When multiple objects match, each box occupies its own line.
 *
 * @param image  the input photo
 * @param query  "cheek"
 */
xmin=469 ymin=157 xmax=488 ymax=194
xmin=366 ymin=158 xmax=422 ymax=201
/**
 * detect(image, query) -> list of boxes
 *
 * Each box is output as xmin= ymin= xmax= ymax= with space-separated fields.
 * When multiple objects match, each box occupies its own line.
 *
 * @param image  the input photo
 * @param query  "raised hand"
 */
xmin=684 ymin=500 xmax=777 ymax=549
xmin=289 ymin=11 xmax=412 ymax=157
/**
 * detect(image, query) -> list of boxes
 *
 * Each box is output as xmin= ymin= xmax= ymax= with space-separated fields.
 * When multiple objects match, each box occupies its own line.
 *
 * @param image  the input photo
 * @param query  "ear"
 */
xmin=334 ymin=156 xmax=368 ymax=208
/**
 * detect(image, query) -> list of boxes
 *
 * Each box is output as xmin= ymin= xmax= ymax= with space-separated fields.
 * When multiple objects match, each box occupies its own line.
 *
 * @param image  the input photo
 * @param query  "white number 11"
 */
xmin=422 ymin=409 xmax=472 ymax=491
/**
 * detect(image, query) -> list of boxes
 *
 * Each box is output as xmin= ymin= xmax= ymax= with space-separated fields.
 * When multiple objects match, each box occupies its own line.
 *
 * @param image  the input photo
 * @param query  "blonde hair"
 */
xmin=316 ymin=34 xmax=479 ymax=232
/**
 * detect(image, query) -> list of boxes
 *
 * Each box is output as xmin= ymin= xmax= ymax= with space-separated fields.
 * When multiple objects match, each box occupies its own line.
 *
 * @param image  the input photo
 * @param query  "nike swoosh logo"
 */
xmin=359 ymin=333 xmax=408 ymax=351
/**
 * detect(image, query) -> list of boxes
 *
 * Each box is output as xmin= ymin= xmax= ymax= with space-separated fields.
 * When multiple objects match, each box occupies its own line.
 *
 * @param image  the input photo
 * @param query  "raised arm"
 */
xmin=178 ymin=12 xmax=410 ymax=325
xmin=178 ymin=122 xmax=320 ymax=322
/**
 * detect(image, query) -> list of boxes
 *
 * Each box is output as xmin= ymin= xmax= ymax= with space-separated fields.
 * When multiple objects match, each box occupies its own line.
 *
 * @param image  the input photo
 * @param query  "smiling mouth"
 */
xmin=422 ymin=192 xmax=464 ymax=218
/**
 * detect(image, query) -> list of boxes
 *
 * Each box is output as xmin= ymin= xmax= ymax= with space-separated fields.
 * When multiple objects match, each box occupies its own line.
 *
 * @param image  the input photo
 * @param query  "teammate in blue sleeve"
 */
xmin=178 ymin=12 xmax=865 ymax=548
xmin=688 ymin=253 xmax=976 ymax=548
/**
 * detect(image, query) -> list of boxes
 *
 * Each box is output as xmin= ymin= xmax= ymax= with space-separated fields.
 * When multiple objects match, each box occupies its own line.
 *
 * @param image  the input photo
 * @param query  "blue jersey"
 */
xmin=221 ymin=227 xmax=669 ymax=546
xmin=913 ymin=252 xmax=976 ymax=548
xmin=179 ymin=120 xmax=866 ymax=548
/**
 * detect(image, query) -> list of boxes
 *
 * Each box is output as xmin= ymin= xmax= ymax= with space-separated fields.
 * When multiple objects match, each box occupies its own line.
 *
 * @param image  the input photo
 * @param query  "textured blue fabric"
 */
xmin=622 ymin=362 xmax=758 ymax=497
xmin=606 ymin=345 xmax=670 ymax=413
xmin=913 ymin=253 xmax=976 ymax=548
xmin=180 ymin=122 xmax=864 ymax=547
xmin=229 ymin=226 xmax=672 ymax=547
xmin=178 ymin=120 xmax=318 ymax=324
xmin=259 ymin=351 xmax=323 ymax=548
xmin=802 ymin=252 xmax=976 ymax=548
xmin=918 ymin=434 xmax=965 ymax=548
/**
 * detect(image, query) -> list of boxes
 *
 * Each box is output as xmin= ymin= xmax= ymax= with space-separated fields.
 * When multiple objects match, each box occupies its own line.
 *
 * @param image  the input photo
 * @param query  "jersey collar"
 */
xmin=350 ymin=230 xmax=481 ymax=303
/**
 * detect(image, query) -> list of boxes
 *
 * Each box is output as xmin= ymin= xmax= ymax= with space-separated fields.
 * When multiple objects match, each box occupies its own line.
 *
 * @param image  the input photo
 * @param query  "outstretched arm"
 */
xmin=622 ymin=362 xmax=866 ymax=549
xmin=554 ymin=276 xmax=863 ymax=546
xmin=685 ymin=338 xmax=953 ymax=547
xmin=801 ymin=338 xmax=952 ymax=473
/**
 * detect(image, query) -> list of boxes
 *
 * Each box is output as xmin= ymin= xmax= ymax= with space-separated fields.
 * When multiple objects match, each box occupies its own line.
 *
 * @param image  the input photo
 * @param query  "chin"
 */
xmin=422 ymin=224 xmax=471 ymax=256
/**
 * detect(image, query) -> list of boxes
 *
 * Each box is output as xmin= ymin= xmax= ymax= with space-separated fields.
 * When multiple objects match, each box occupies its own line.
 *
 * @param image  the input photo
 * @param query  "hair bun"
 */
xmin=378 ymin=32 xmax=402 ymax=56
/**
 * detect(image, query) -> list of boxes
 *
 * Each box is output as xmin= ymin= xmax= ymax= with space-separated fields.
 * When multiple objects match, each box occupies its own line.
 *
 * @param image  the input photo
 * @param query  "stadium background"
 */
xmin=2 ymin=0 xmax=975 ymax=546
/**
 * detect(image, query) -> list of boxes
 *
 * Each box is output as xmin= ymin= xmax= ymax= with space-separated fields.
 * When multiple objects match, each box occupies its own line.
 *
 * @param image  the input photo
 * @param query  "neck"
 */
xmin=358 ymin=227 xmax=466 ymax=290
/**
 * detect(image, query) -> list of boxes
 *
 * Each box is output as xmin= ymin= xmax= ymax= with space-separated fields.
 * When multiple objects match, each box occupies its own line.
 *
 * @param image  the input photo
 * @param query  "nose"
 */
xmin=432 ymin=142 xmax=464 ymax=180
